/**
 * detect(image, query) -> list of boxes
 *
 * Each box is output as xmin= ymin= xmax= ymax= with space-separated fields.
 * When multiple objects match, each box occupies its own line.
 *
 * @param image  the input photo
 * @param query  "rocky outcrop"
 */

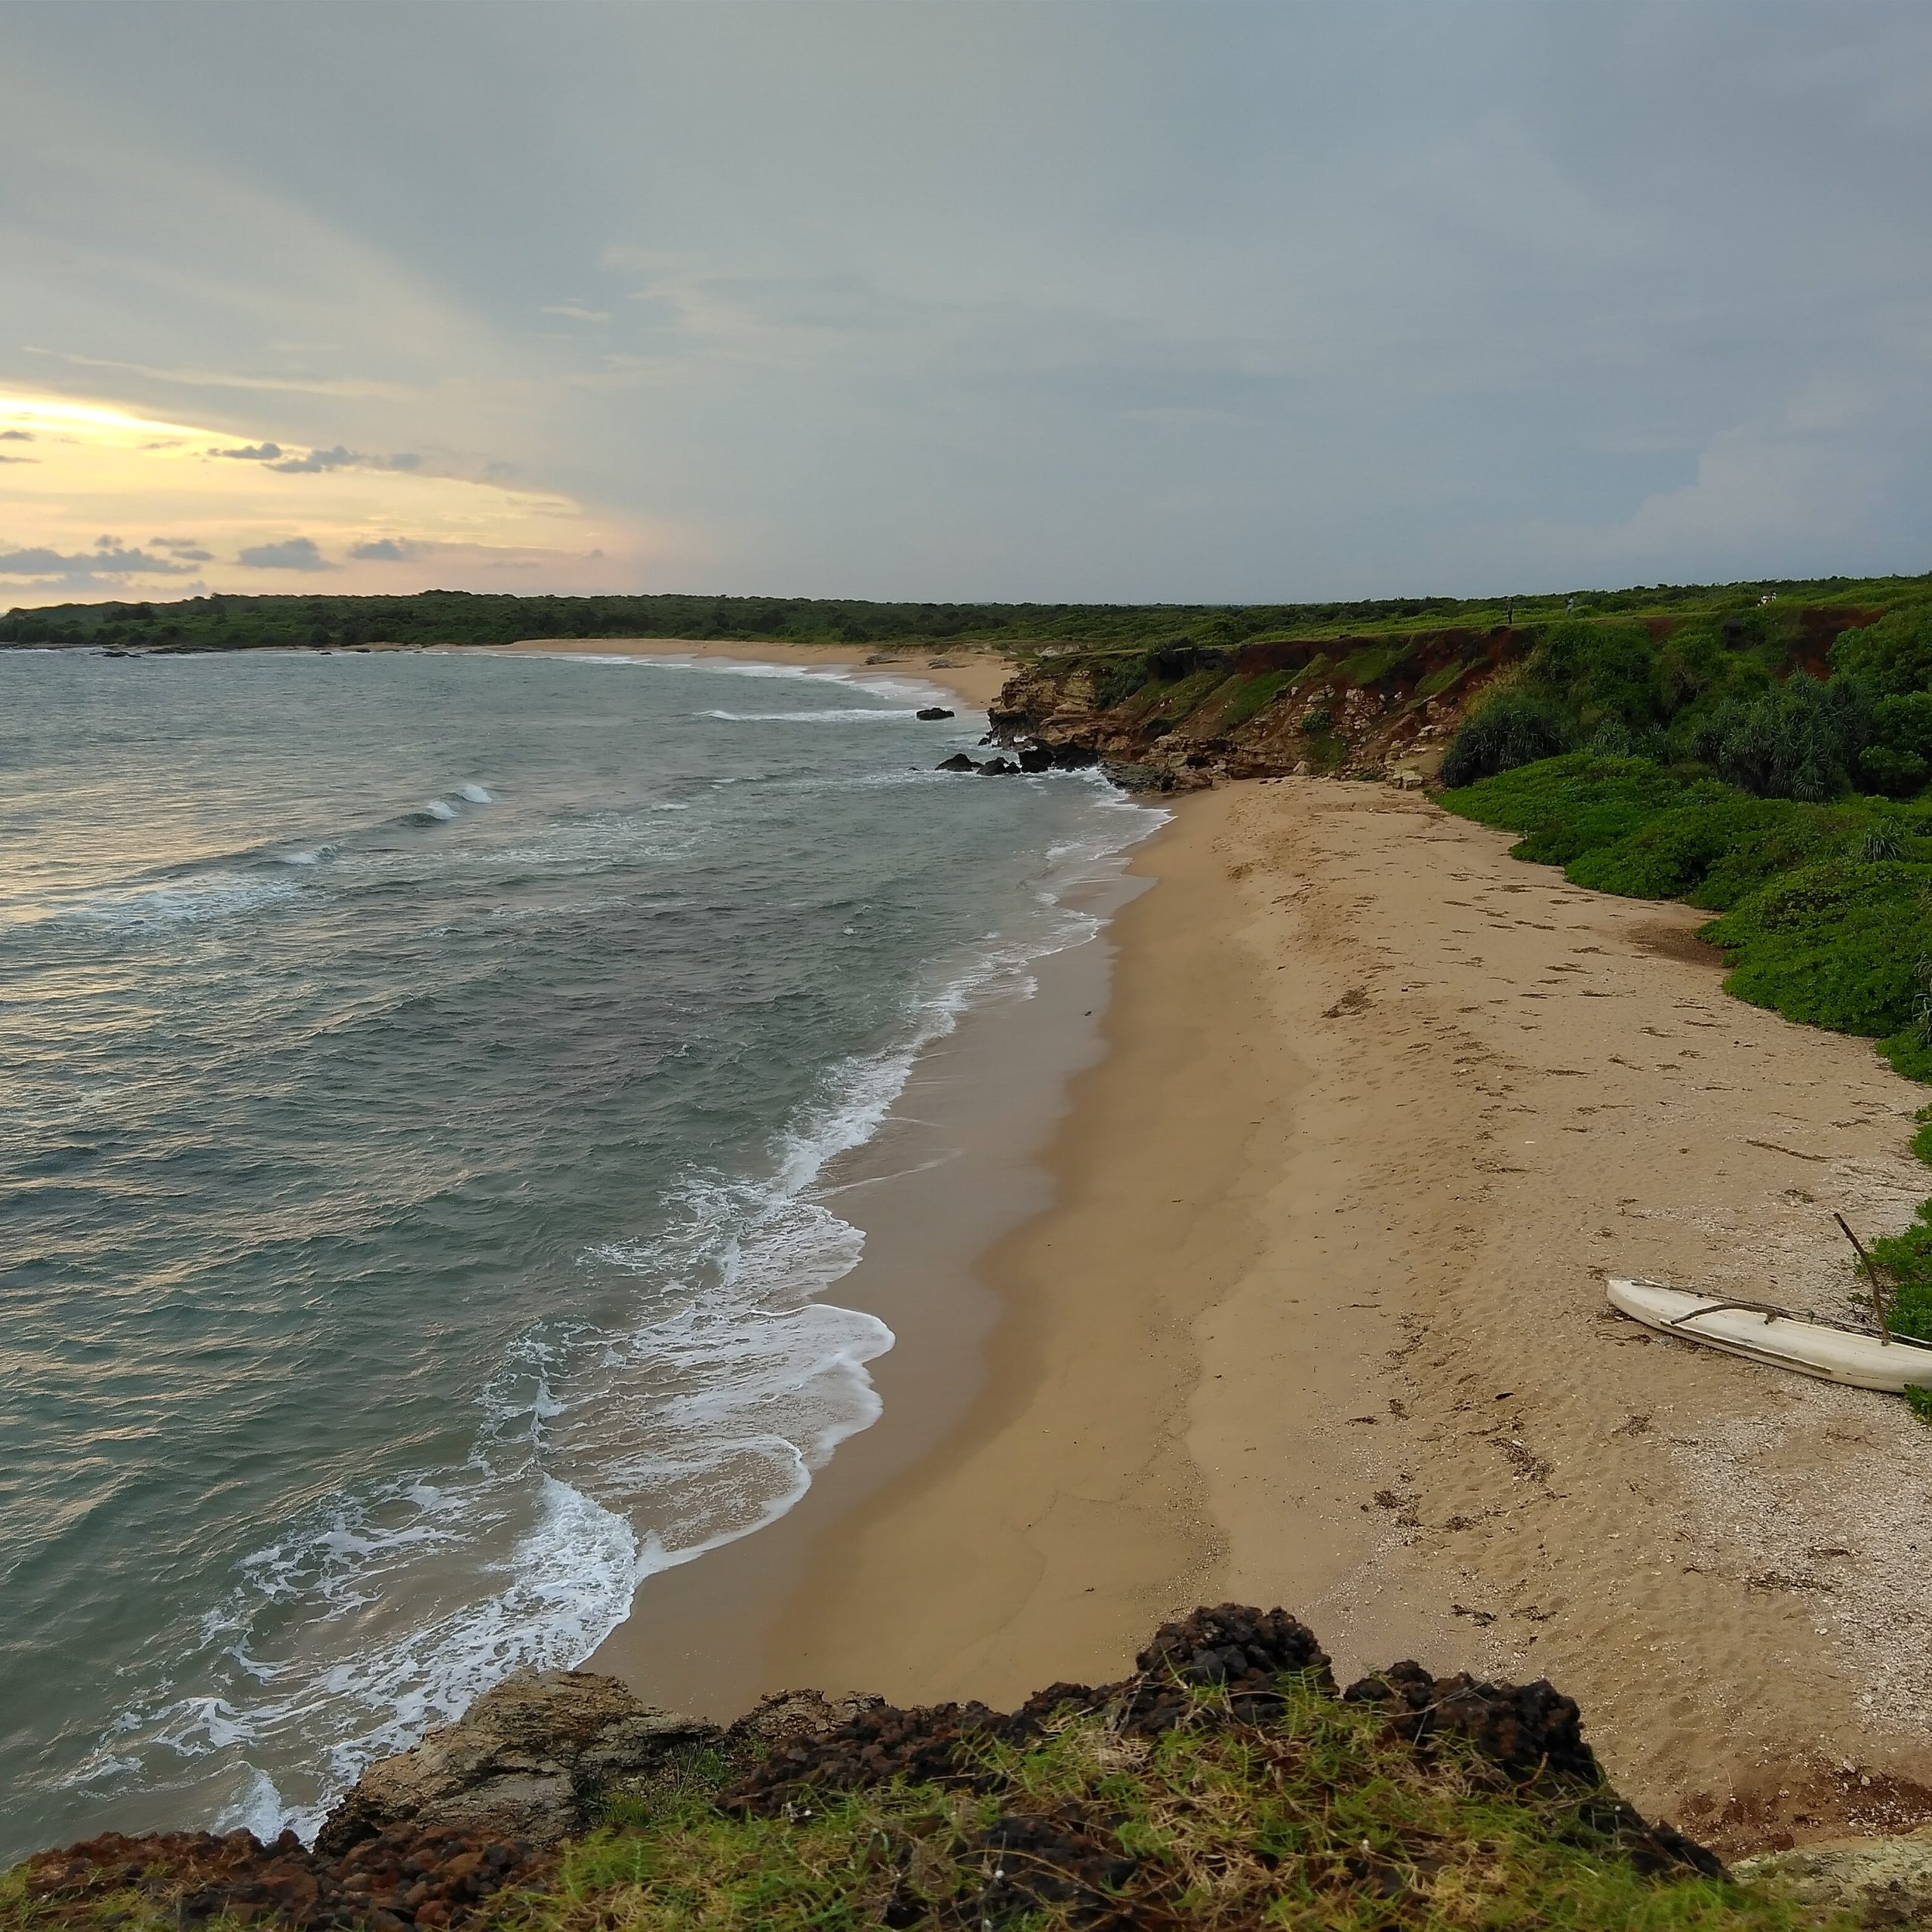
xmin=986 ymin=629 xmax=1529 ymax=791
xmin=315 ymin=1669 xmax=714 ymax=1854
xmin=914 ymin=706 xmax=954 ymax=721
xmin=1737 ymin=1824 xmax=1932 ymax=1924
xmin=22 ymin=1823 xmax=543 ymax=1931
xmin=53 ymin=1602 xmax=1932 ymax=1928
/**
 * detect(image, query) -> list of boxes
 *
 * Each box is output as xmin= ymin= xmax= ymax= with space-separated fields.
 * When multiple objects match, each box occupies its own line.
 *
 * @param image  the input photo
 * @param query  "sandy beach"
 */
xmin=744 ymin=779 xmax=1932 ymax=1853
xmin=488 ymin=637 xmax=1014 ymax=711
xmin=521 ymin=629 xmax=1932 ymax=1851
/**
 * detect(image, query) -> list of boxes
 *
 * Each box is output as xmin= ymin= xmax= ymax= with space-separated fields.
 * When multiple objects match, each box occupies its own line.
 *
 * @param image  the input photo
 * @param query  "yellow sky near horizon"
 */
xmin=0 ymin=389 xmax=643 ymax=607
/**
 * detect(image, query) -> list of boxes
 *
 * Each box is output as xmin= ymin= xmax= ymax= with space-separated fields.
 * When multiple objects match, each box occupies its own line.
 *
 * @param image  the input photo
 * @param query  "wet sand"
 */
xmin=749 ymin=780 xmax=1932 ymax=1852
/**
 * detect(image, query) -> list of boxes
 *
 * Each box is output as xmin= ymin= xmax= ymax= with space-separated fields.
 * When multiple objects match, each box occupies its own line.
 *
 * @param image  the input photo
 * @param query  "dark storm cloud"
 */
xmin=235 ymin=536 xmax=332 ymax=570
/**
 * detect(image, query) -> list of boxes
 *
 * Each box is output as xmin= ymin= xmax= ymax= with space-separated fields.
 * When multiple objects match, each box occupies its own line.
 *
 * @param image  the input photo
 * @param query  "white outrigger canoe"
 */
xmin=1607 ymin=1277 xmax=1932 ymax=1392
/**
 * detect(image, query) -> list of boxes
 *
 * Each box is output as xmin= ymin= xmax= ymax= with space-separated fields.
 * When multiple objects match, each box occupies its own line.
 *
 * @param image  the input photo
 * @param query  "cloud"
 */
xmin=211 ymin=441 xmax=284 ymax=460
xmin=265 ymin=445 xmax=423 ymax=475
xmin=0 ymin=429 xmax=33 ymax=441
xmin=348 ymin=537 xmax=418 ymax=561
xmin=269 ymin=443 xmax=356 ymax=472
xmin=0 ymin=454 xmax=35 ymax=464
xmin=541 ymin=303 xmax=611 ymax=324
xmin=235 ymin=535 xmax=333 ymax=570
xmin=0 ymin=540 xmax=198 ymax=580
xmin=150 ymin=536 xmax=214 ymax=560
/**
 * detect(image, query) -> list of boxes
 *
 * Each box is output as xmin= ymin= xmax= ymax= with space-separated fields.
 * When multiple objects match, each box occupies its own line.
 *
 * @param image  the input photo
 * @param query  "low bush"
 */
xmin=1439 ymin=694 xmax=1575 ymax=786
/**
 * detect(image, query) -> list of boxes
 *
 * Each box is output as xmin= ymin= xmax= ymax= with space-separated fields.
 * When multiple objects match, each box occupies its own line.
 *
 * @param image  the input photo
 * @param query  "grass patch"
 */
xmin=460 ymin=1690 xmax=1825 ymax=1932
xmin=1337 ymin=640 xmax=1416 ymax=688
xmin=1219 ymin=669 xmax=1294 ymax=730
xmin=1417 ymin=659 xmax=1471 ymax=701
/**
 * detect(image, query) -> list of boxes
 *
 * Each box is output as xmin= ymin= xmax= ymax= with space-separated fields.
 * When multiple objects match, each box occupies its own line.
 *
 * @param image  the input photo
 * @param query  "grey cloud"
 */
xmin=262 ymin=445 xmax=426 ymax=475
xmin=0 ymin=429 xmax=33 ymax=441
xmin=0 ymin=541 xmax=197 ymax=580
xmin=150 ymin=537 xmax=214 ymax=560
xmin=269 ymin=444 xmax=358 ymax=473
xmin=349 ymin=538 xmax=418 ymax=561
xmin=236 ymin=536 xmax=333 ymax=571
xmin=211 ymin=441 xmax=284 ymax=461
xmin=0 ymin=454 xmax=36 ymax=464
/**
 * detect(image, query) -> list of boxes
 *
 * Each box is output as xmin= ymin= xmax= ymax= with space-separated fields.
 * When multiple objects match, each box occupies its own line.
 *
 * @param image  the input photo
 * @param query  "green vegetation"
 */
xmin=1437 ymin=593 xmax=1932 ymax=801
xmin=3 ymin=1687 xmax=1839 ymax=1932
xmin=8 ymin=571 xmax=1929 ymax=682
xmin=1220 ymin=668 xmax=1296 ymax=729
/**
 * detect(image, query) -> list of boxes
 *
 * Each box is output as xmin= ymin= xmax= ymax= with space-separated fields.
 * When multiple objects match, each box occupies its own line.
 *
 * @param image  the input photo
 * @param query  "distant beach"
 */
xmin=486 ymin=635 xmax=1014 ymax=711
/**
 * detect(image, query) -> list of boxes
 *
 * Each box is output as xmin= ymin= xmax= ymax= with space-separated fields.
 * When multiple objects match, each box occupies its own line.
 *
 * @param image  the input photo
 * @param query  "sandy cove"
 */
xmin=756 ymin=778 xmax=1932 ymax=1852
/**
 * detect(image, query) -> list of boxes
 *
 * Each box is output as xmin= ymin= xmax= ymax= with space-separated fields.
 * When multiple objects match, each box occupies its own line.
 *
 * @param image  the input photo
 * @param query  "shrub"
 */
xmin=1832 ymin=598 xmax=1932 ymax=695
xmin=1703 ymin=859 xmax=1932 ymax=1046
xmin=1440 ymin=691 xmax=1574 ymax=786
xmin=1684 ymin=675 xmax=1875 ymax=801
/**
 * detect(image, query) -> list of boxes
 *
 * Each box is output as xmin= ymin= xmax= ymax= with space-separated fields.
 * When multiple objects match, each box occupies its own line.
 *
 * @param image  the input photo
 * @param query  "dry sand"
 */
xmin=485 ymin=636 xmax=1012 ymax=709
xmin=761 ymin=778 xmax=1932 ymax=1852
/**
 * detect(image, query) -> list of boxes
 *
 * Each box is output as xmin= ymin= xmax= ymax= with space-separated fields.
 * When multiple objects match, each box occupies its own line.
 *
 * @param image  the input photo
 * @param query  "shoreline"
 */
xmin=496 ymin=630 xmax=1932 ymax=1853
xmin=722 ymin=780 xmax=1932 ymax=1854
xmin=477 ymin=636 xmax=1014 ymax=711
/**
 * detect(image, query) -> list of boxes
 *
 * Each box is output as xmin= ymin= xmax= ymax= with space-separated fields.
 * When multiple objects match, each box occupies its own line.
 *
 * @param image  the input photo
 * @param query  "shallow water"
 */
xmin=0 ymin=647 xmax=1156 ymax=1860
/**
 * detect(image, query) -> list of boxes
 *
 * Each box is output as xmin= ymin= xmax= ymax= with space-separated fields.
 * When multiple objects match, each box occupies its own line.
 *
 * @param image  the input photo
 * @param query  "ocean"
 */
xmin=0 ymin=646 xmax=1158 ymax=1863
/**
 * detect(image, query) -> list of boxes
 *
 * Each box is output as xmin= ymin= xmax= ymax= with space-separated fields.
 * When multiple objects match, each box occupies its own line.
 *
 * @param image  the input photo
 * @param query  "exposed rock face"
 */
xmin=985 ymin=630 xmax=1527 ymax=791
xmin=914 ymin=705 xmax=955 ymax=721
xmin=1737 ymin=1825 xmax=1932 ymax=1925
xmin=315 ymin=1669 xmax=714 ymax=1854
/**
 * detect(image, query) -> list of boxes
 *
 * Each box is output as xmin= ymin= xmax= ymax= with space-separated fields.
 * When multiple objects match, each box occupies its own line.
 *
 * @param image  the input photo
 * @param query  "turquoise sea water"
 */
xmin=0 ymin=648 xmax=1155 ymax=1862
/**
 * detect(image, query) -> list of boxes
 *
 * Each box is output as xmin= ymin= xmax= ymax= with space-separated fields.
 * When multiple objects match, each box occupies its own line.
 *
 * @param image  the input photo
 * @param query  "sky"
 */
xmin=2 ymin=1 xmax=1929 ymax=609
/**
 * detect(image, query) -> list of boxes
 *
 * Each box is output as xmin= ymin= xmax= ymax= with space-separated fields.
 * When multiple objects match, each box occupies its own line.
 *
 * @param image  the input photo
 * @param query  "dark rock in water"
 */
xmin=915 ymin=706 xmax=955 ymax=721
xmin=1048 ymin=741 xmax=1100 ymax=768
xmin=1017 ymin=744 xmax=1054 ymax=773
xmin=315 ymin=1668 xmax=713 ymax=1854
xmin=102 ymin=648 xmax=132 ymax=659
xmin=977 ymin=756 xmax=1020 ymax=775
xmin=937 ymin=752 xmax=977 ymax=772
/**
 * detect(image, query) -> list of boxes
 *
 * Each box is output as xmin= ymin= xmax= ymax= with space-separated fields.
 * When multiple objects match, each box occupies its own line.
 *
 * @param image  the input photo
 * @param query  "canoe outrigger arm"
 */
xmin=1665 ymin=1297 xmax=1810 ymax=1327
